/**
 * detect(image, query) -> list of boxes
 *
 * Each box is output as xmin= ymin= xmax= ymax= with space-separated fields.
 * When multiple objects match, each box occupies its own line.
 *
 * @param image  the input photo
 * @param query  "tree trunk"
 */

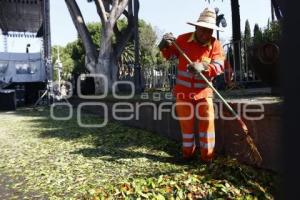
xmin=65 ymin=0 xmax=97 ymax=74
xmin=94 ymin=53 xmax=119 ymax=94
xmin=96 ymin=19 xmax=120 ymax=93
xmin=231 ymin=0 xmax=242 ymax=74
xmin=66 ymin=0 xmax=136 ymax=94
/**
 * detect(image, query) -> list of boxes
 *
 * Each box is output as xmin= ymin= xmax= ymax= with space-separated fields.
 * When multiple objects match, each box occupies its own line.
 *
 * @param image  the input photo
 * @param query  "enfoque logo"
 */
xmin=50 ymin=74 xmax=265 ymax=128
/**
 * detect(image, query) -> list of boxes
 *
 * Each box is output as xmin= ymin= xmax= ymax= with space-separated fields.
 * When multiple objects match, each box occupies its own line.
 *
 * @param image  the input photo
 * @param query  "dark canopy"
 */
xmin=0 ymin=0 xmax=43 ymax=34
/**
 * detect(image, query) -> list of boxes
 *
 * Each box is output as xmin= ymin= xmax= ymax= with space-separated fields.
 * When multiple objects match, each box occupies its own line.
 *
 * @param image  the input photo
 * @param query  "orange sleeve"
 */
xmin=207 ymin=39 xmax=226 ymax=78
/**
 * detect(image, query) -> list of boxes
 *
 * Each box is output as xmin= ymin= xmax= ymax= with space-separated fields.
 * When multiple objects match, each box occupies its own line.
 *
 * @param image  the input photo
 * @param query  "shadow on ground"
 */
xmin=1 ymin=106 xmax=279 ymax=199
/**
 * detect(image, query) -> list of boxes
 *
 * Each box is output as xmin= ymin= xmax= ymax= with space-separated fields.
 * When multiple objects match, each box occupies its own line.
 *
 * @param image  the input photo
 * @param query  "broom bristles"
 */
xmin=236 ymin=118 xmax=263 ymax=165
xmin=246 ymin=135 xmax=263 ymax=165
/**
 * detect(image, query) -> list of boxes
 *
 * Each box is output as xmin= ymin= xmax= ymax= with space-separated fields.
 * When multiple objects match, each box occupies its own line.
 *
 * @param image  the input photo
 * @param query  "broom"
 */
xmin=171 ymin=41 xmax=263 ymax=165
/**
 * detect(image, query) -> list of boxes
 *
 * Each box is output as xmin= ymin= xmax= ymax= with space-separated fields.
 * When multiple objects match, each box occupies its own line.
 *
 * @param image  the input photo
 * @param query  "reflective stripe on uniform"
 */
xmin=213 ymin=60 xmax=224 ymax=66
xmin=176 ymin=79 xmax=192 ymax=87
xmin=194 ymin=83 xmax=207 ymax=88
xmin=183 ymin=141 xmax=194 ymax=147
xmin=178 ymin=70 xmax=193 ymax=78
xmin=177 ymin=70 xmax=207 ymax=81
xmin=182 ymin=133 xmax=194 ymax=139
xmin=199 ymin=132 xmax=215 ymax=139
xmin=195 ymin=75 xmax=204 ymax=80
xmin=200 ymin=141 xmax=215 ymax=149
xmin=176 ymin=78 xmax=208 ymax=88
xmin=212 ymin=60 xmax=224 ymax=75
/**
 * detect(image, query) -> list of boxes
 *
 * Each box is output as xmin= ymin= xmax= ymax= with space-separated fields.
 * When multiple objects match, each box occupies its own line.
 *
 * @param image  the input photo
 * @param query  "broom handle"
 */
xmin=172 ymin=41 xmax=249 ymax=133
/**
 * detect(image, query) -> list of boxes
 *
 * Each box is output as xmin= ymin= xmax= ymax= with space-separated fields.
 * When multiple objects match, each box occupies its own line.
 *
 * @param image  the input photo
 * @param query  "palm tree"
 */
xmin=118 ymin=43 xmax=135 ymax=79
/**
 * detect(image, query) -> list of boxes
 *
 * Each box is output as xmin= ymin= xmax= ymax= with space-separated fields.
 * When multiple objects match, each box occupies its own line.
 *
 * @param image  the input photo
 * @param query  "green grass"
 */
xmin=0 ymin=107 xmax=279 ymax=200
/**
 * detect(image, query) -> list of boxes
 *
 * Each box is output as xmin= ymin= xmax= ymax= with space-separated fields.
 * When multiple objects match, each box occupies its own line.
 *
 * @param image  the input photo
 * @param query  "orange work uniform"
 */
xmin=161 ymin=32 xmax=225 ymax=161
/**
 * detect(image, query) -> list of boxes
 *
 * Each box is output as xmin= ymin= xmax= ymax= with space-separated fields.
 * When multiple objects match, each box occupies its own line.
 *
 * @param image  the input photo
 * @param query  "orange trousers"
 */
xmin=175 ymin=98 xmax=215 ymax=161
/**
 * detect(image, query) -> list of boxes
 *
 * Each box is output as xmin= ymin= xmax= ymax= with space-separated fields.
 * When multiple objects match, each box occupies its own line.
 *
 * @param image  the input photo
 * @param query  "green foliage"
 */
xmin=72 ymin=22 xmax=102 ymax=75
xmin=139 ymin=19 xmax=167 ymax=71
xmin=120 ymin=43 xmax=135 ymax=65
xmin=90 ymin=158 xmax=278 ymax=199
xmin=139 ymin=20 xmax=157 ymax=65
xmin=262 ymin=20 xmax=281 ymax=42
xmin=53 ymin=19 xmax=162 ymax=80
xmin=51 ymin=22 xmax=102 ymax=78
xmin=116 ymin=19 xmax=136 ymax=70
xmin=251 ymin=21 xmax=281 ymax=45
xmin=244 ymin=20 xmax=251 ymax=44
xmin=153 ymin=52 xmax=171 ymax=71
xmin=253 ymin=23 xmax=263 ymax=45
xmin=86 ymin=22 xmax=102 ymax=48
xmin=139 ymin=21 xmax=157 ymax=51
xmin=52 ymin=45 xmax=75 ymax=81
xmin=0 ymin=108 xmax=279 ymax=199
xmin=117 ymin=19 xmax=170 ymax=77
xmin=69 ymin=39 xmax=86 ymax=75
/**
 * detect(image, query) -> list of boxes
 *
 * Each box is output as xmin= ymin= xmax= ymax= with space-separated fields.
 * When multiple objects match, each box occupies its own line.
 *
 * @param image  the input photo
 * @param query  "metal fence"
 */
xmin=142 ymin=64 xmax=177 ymax=91
xmin=222 ymin=40 xmax=262 ymax=86
xmin=140 ymin=40 xmax=263 ymax=92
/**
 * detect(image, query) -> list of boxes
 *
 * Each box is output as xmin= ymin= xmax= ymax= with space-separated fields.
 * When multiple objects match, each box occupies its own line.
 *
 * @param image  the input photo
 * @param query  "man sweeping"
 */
xmin=158 ymin=7 xmax=226 ymax=163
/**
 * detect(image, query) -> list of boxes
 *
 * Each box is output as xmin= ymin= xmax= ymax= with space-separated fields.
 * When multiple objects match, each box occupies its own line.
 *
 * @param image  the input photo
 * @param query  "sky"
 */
xmin=1 ymin=0 xmax=272 ymax=53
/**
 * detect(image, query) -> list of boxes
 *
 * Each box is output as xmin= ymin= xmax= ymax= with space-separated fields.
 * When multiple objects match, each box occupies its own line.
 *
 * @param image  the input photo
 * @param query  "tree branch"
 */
xmin=108 ymin=0 xmax=129 ymax=26
xmin=94 ymin=0 xmax=108 ymax=24
xmin=114 ymin=0 xmax=134 ymax=58
xmin=114 ymin=26 xmax=134 ymax=59
xmin=271 ymin=0 xmax=283 ymax=20
xmin=114 ymin=0 xmax=130 ymax=20
xmin=112 ymin=3 xmax=130 ymax=40
xmin=65 ymin=0 xmax=97 ymax=73
xmin=122 ymin=9 xmax=129 ymax=18
xmin=113 ymin=23 xmax=121 ymax=38
xmin=109 ymin=0 xmax=119 ymax=21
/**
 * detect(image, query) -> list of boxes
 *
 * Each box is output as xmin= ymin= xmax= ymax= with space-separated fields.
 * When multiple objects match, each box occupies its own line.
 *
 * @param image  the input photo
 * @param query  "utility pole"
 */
xmin=271 ymin=0 xmax=275 ymax=22
xmin=215 ymin=8 xmax=220 ymax=40
xmin=133 ymin=0 xmax=142 ymax=94
xmin=230 ymin=0 xmax=242 ymax=73
xmin=55 ymin=47 xmax=62 ymax=96
xmin=33 ymin=0 xmax=53 ymax=108
xmin=43 ymin=0 xmax=53 ymax=104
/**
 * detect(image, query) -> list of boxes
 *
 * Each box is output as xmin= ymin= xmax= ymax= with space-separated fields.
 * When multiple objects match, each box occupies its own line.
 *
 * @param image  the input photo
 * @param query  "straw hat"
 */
xmin=187 ymin=7 xmax=224 ymax=31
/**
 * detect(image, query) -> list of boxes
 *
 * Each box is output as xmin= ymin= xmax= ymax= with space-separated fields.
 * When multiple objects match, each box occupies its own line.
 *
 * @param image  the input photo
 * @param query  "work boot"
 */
xmin=200 ymin=158 xmax=213 ymax=165
xmin=182 ymin=145 xmax=196 ymax=160
xmin=171 ymin=154 xmax=197 ymax=165
xmin=200 ymin=155 xmax=214 ymax=167
xmin=200 ymin=152 xmax=214 ymax=164
xmin=169 ymin=145 xmax=198 ymax=165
